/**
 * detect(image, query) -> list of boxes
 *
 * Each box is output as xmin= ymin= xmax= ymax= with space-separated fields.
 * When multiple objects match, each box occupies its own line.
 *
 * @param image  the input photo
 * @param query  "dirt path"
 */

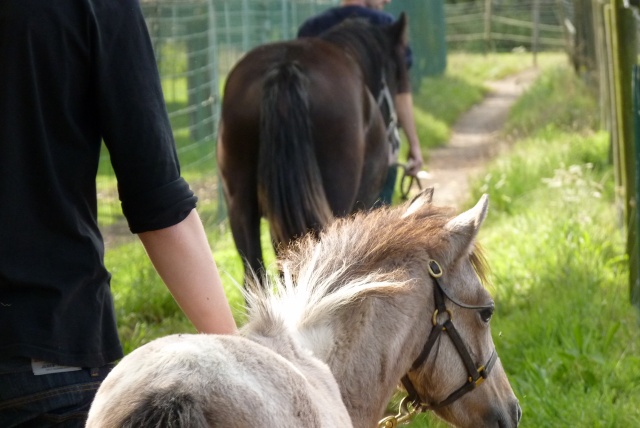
xmin=415 ymin=68 xmax=540 ymax=209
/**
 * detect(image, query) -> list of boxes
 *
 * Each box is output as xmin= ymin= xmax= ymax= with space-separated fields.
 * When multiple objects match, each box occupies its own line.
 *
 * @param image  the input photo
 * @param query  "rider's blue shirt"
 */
xmin=297 ymin=6 xmax=413 ymax=69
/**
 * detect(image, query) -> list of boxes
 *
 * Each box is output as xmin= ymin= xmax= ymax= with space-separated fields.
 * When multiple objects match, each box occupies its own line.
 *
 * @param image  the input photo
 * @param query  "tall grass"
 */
xmin=405 ymin=65 xmax=639 ymax=427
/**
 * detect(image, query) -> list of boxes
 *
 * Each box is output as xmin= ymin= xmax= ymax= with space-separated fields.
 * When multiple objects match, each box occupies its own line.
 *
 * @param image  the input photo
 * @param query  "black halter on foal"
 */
xmin=387 ymin=260 xmax=498 ymax=425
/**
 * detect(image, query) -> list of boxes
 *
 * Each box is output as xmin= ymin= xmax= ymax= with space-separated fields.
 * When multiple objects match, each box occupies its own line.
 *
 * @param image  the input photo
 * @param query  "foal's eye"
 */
xmin=479 ymin=307 xmax=494 ymax=323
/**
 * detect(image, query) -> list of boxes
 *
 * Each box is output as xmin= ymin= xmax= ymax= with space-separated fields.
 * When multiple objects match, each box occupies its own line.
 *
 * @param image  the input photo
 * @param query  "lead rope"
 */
xmin=376 ymin=74 xmax=401 ymax=163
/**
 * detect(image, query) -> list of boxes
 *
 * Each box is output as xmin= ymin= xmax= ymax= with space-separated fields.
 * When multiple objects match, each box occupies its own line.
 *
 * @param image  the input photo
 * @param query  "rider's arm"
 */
xmin=395 ymin=92 xmax=424 ymax=175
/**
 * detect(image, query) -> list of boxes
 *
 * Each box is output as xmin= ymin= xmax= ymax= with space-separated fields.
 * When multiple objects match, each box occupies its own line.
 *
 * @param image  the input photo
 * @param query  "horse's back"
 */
xmin=86 ymin=334 xmax=352 ymax=427
xmin=219 ymin=39 xmax=369 ymax=181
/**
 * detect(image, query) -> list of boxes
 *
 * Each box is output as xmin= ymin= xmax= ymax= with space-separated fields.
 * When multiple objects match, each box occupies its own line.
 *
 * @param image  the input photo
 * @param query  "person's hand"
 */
xmin=406 ymin=146 xmax=424 ymax=176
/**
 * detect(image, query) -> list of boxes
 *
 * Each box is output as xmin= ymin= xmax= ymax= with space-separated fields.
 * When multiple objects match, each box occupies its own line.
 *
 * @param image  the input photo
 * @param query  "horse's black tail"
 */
xmin=120 ymin=390 xmax=210 ymax=428
xmin=258 ymin=61 xmax=333 ymax=245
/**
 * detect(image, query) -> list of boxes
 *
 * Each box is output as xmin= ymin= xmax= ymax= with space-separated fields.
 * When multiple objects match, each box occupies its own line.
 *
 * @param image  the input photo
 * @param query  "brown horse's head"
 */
xmin=320 ymin=12 xmax=410 ymax=101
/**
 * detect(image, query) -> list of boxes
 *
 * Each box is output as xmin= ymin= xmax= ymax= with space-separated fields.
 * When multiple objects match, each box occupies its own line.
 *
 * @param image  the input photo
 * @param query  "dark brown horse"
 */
xmin=217 ymin=15 xmax=410 ymax=284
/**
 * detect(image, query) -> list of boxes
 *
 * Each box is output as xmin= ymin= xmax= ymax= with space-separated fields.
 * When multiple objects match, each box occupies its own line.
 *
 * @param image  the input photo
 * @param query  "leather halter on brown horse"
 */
xmin=380 ymin=259 xmax=499 ymax=427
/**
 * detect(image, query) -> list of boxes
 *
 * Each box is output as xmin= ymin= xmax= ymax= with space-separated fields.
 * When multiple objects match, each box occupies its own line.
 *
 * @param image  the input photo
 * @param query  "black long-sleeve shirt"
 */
xmin=0 ymin=0 xmax=197 ymax=367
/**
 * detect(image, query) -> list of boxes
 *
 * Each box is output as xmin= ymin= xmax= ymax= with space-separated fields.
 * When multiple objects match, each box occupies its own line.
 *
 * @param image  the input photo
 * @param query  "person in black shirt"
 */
xmin=0 ymin=1 xmax=237 ymax=426
xmin=298 ymin=0 xmax=424 ymax=205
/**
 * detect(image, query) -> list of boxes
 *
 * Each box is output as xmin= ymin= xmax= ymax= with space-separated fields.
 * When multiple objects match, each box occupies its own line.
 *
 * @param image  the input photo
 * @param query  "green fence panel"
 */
xmin=386 ymin=0 xmax=447 ymax=87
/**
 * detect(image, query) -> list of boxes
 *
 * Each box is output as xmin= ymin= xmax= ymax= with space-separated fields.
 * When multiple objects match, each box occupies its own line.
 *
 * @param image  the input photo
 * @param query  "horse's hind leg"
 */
xmin=218 ymin=119 xmax=265 ymax=289
xmin=218 ymin=154 xmax=264 ymax=288
xmin=356 ymin=96 xmax=388 ymax=208
xmin=226 ymin=193 xmax=265 ymax=288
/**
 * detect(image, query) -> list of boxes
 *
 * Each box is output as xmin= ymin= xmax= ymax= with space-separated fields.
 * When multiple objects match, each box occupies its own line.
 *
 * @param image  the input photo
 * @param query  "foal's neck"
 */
xmin=316 ymin=291 xmax=431 ymax=427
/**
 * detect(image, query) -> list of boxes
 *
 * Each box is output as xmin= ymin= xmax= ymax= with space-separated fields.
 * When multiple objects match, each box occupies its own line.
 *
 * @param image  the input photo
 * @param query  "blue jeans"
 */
xmin=0 ymin=357 xmax=114 ymax=428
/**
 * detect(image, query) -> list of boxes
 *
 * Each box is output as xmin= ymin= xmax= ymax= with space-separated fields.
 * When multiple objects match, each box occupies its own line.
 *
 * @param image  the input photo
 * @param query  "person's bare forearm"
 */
xmin=138 ymin=210 xmax=238 ymax=335
xmin=395 ymin=92 xmax=424 ymax=174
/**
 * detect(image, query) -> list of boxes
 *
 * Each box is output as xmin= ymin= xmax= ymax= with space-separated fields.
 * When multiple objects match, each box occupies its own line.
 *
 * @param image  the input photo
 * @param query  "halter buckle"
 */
xmin=475 ymin=365 xmax=488 ymax=386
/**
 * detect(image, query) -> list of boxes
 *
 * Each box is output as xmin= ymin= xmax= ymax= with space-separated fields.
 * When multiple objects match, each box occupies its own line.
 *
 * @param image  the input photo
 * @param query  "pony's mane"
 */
xmin=321 ymin=17 xmax=390 ymax=55
xmin=319 ymin=18 xmax=399 ymax=97
xmin=243 ymin=201 xmax=490 ymax=338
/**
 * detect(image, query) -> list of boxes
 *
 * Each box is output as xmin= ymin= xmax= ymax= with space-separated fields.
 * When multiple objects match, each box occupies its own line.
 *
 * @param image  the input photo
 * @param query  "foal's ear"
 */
xmin=444 ymin=194 xmax=489 ymax=252
xmin=402 ymin=187 xmax=434 ymax=218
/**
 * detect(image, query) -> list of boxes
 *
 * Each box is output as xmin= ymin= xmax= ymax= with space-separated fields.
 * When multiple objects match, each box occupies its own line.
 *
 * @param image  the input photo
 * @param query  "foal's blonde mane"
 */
xmin=244 ymin=201 xmax=489 ymax=335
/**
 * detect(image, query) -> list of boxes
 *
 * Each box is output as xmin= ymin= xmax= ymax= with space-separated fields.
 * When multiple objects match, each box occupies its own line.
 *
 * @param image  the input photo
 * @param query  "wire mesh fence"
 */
xmin=98 ymin=0 xmax=335 ymax=242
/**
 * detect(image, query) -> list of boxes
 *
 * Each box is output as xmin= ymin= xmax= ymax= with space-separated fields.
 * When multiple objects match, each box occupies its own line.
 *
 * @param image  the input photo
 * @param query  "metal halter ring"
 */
xmin=428 ymin=260 xmax=443 ymax=278
xmin=432 ymin=308 xmax=453 ymax=326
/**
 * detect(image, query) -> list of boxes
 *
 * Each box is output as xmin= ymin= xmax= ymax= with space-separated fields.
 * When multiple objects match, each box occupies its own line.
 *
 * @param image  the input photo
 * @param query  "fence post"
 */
xmin=609 ymin=0 xmax=638 ymax=308
xmin=484 ymin=0 xmax=492 ymax=53
xmin=281 ymin=0 xmax=290 ymax=40
xmin=632 ymin=66 xmax=640 ymax=308
xmin=208 ymin=0 xmax=227 ymax=222
xmin=592 ymin=0 xmax=609 ymax=130
xmin=242 ymin=0 xmax=250 ymax=52
xmin=186 ymin=2 xmax=214 ymax=143
xmin=603 ymin=5 xmax=624 ymax=228
xmin=532 ymin=0 xmax=540 ymax=67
